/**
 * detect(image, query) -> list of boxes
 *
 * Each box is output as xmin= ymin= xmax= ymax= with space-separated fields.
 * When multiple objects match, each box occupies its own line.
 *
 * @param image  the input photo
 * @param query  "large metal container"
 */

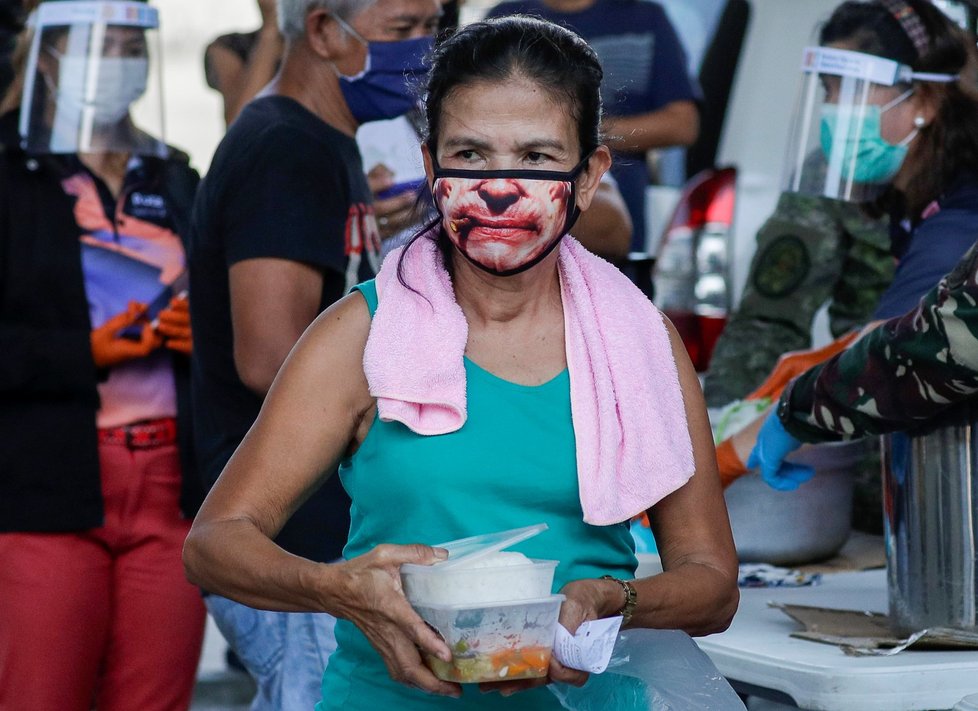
xmin=725 ymin=440 xmax=866 ymax=565
xmin=882 ymin=410 xmax=978 ymax=635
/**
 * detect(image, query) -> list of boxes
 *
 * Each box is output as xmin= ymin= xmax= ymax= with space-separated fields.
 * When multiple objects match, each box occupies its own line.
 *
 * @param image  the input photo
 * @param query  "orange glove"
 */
xmin=91 ymin=301 xmax=163 ymax=368
xmin=716 ymin=438 xmax=749 ymax=489
xmin=156 ymin=293 xmax=192 ymax=355
xmin=745 ymin=330 xmax=860 ymax=402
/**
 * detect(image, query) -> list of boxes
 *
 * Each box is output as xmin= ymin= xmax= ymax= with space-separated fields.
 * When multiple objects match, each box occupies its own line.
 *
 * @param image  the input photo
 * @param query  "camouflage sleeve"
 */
xmin=704 ymin=192 xmax=848 ymax=406
xmin=826 ymin=201 xmax=893 ymax=336
xmin=781 ymin=240 xmax=978 ymax=442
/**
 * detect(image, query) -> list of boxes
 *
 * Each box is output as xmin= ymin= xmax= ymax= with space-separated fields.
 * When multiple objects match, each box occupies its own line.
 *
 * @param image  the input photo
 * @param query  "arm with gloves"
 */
xmin=713 ymin=329 xmax=863 ymax=488
xmin=744 ymin=239 xmax=978 ymax=489
xmin=780 ymin=239 xmax=978 ymax=442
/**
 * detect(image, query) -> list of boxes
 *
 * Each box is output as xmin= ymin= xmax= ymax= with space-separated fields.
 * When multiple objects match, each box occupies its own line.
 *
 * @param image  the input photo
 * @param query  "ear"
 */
xmin=304 ymin=8 xmax=344 ymax=60
xmin=421 ymin=142 xmax=436 ymax=190
xmin=911 ymin=85 xmax=940 ymax=126
xmin=573 ymin=145 xmax=612 ymax=212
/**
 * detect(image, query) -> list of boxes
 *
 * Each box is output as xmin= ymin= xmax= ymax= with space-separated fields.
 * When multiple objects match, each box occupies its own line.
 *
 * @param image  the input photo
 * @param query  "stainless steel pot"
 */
xmin=882 ymin=410 xmax=978 ymax=635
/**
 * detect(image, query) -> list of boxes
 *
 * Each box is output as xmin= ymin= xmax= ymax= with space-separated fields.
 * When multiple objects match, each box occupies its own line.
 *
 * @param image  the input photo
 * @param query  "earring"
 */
xmin=449 ymin=221 xmax=458 ymax=233
xmin=914 ymin=116 xmax=926 ymax=128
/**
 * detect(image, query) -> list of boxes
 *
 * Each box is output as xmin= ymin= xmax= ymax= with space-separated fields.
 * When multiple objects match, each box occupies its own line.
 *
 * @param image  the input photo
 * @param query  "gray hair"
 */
xmin=278 ymin=0 xmax=376 ymax=41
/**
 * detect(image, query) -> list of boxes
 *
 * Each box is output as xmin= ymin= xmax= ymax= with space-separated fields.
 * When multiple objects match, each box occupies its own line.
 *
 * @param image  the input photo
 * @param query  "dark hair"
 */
xmin=821 ymin=0 xmax=978 ymax=216
xmin=424 ymin=15 xmax=604 ymax=162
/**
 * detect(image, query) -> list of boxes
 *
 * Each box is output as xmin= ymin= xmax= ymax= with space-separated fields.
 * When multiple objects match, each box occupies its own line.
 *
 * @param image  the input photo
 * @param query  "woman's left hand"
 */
xmin=476 ymin=578 xmax=620 ymax=696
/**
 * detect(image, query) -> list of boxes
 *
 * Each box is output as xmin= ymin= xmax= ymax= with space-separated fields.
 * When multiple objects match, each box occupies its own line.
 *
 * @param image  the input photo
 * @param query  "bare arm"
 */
xmin=184 ymin=293 xmax=459 ymax=696
xmin=229 ymin=258 xmax=324 ymax=397
xmin=635 ymin=321 xmax=739 ymax=633
xmin=185 ymin=293 xmax=369 ymax=606
xmin=572 ymin=179 xmax=632 ymax=261
xmin=602 ymin=101 xmax=700 ymax=154
xmin=560 ymin=319 xmax=739 ymax=638
xmin=207 ymin=27 xmax=283 ymax=126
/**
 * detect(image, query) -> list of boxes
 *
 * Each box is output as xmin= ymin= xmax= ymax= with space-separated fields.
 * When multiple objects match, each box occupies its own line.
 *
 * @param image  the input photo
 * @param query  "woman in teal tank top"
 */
xmin=185 ymin=17 xmax=738 ymax=711
xmin=320 ymin=280 xmax=637 ymax=709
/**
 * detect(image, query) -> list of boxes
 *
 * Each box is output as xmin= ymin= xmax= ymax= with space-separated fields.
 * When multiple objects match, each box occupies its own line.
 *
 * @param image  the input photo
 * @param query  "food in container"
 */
xmin=401 ymin=552 xmax=559 ymax=606
xmin=414 ymin=595 xmax=564 ymax=683
xmin=400 ymin=524 xmax=565 ymax=682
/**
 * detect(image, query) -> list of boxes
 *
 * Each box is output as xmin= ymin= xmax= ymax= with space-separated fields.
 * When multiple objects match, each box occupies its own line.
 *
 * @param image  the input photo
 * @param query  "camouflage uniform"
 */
xmin=780 ymin=239 xmax=978 ymax=442
xmin=703 ymin=191 xmax=893 ymax=407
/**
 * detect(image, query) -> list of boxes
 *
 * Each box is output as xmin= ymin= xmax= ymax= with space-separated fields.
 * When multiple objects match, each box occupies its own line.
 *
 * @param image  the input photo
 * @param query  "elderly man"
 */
xmin=186 ymin=0 xmax=440 ymax=707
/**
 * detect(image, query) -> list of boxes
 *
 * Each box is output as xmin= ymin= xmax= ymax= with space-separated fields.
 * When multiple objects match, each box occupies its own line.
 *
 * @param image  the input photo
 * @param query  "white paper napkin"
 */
xmin=552 ymin=616 xmax=623 ymax=673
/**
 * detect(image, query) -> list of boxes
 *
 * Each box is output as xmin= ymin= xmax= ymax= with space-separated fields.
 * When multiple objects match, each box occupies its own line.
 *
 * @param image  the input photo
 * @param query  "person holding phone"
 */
xmin=0 ymin=3 xmax=205 ymax=709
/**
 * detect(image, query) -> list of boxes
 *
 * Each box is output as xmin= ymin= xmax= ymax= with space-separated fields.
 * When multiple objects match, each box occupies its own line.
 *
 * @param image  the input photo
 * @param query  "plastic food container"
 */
xmin=402 ymin=558 xmax=559 ymax=606
xmin=414 ymin=594 xmax=564 ymax=683
xmin=400 ymin=523 xmax=558 ymax=606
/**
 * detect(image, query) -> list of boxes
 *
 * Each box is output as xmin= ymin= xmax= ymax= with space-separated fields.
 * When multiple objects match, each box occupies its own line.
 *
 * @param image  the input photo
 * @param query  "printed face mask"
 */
xmin=432 ymin=157 xmax=590 ymax=276
xmin=333 ymin=15 xmax=432 ymax=124
xmin=819 ymin=89 xmax=916 ymax=184
xmin=46 ymin=49 xmax=148 ymax=126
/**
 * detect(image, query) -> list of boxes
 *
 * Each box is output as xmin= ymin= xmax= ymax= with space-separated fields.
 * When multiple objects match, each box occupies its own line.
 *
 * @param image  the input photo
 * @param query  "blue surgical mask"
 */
xmin=819 ymin=90 xmax=917 ymax=184
xmin=333 ymin=15 xmax=432 ymax=124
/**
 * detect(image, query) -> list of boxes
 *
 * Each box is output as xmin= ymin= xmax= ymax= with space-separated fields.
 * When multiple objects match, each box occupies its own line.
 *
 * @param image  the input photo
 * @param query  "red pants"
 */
xmin=0 ymin=441 xmax=205 ymax=711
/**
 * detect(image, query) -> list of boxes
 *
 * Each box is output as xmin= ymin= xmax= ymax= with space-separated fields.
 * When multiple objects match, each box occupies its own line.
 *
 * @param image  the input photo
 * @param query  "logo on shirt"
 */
xmin=344 ymin=203 xmax=382 ymax=292
xmin=129 ymin=191 xmax=169 ymax=221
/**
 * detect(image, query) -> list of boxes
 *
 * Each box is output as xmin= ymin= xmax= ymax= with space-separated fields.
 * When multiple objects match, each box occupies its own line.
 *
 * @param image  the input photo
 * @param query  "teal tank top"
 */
xmin=318 ymin=280 xmax=637 ymax=711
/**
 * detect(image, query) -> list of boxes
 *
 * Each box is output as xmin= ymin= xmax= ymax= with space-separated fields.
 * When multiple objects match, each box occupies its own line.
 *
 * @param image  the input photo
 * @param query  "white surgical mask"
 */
xmin=48 ymin=52 xmax=148 ymax=125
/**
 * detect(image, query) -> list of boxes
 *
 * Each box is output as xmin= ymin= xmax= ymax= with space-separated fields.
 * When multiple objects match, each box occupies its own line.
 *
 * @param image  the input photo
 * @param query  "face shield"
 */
xmin=782 ymin=46 xmax=957 ymax=202
xmin=19 ymin=1 xmax=165 ymax=156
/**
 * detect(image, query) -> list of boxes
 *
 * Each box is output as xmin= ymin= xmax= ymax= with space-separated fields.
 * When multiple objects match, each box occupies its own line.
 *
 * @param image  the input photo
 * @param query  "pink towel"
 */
xmin=363 ymin=230 xmax=694 ymax=525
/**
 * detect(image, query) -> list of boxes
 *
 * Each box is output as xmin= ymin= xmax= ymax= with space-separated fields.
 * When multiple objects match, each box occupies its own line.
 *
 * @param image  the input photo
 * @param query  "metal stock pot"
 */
xmin=882 ymin=407 xmax=978 ymax=635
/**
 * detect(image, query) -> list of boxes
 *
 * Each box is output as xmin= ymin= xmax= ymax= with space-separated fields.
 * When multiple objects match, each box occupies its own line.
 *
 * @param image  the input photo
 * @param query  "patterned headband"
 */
xmin=878 ymin=0 xmax=931 ymax=59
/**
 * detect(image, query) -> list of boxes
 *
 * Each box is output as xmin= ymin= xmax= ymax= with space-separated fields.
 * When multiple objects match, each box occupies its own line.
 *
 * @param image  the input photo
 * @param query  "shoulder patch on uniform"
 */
xmin=753 ymin=234 xmax=811 ymax=298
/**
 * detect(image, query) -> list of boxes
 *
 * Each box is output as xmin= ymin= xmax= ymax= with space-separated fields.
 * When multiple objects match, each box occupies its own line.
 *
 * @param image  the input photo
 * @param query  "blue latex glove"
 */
xmin=747 ymin=411 xmax=813 ymax=491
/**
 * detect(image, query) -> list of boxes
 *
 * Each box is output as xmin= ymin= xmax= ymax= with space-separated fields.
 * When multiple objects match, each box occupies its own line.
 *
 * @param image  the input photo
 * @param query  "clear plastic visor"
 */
xmin=781 ymin=47 xmax=916 ymax=203
xmin=19 ymin=1 xmax=165 ymax=156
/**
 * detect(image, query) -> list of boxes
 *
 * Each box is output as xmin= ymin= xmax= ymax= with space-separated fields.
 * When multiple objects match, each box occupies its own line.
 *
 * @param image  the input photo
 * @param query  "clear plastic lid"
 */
xmin=412 ymin=593 xmax=565 ymax=612
xmin=429 ymin=523 xmax=548 ymax=571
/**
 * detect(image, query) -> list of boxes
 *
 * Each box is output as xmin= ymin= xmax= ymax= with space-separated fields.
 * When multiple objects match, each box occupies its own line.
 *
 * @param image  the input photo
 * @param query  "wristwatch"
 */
xmin=601 ymin=575 xmax=638 ymax=625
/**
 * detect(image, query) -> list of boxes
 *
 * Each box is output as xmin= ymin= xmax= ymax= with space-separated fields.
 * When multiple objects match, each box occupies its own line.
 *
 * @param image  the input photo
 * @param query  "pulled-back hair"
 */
xmin=821 ymin=0 xmax=978 ymax=215
xmin=424 ymin=15 xmax=604 ymax=161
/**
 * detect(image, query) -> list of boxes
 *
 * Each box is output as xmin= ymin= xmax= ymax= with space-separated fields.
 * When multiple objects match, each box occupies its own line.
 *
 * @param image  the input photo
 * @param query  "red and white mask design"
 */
xmin=431 ymin=161 xmax=586 ymax=276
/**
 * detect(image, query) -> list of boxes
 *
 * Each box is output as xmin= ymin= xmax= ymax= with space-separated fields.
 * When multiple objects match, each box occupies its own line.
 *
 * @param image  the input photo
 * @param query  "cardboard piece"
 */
xmin=795 ymin=532 xmax=887 ymax=575
xmin=772 ymin=603 xmax=978 ymax=656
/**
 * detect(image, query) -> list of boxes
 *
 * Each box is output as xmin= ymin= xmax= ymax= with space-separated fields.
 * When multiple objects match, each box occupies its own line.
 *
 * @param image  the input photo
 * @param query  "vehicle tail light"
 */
xmin=652 ymin=167 xmax=736 ymax=371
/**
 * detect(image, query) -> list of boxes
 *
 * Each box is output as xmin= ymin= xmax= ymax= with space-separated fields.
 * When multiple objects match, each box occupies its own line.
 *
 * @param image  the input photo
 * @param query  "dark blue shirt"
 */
xmin=873 ymin=174 xmax=978 ymax=320
xmin=487 ymin=0 xmax=700 ymax=250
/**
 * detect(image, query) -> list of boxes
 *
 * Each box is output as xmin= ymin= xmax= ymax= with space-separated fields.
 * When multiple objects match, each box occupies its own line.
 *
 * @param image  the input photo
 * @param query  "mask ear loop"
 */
xmin=878 ymin=88 xmax=921 ymax=147
xmin=880 ymin=88 xmax=913 ymax=113
xmin=560 ymin=150 xmax=596 ymax=236
xmin=329 ymin=13 xmax=370 ymax=80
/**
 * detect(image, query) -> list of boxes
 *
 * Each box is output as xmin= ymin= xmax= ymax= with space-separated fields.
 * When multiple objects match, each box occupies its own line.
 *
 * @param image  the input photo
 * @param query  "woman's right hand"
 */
xmin=332 ymin=544 xmax=462 ymax=698
xmin=90 ymin=301 xmax=163 ymax=368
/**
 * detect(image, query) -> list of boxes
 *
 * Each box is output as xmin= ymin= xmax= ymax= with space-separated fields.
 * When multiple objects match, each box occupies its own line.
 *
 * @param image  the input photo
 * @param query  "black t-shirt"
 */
xmin=189 ymin=96 xmax=379 ymax=563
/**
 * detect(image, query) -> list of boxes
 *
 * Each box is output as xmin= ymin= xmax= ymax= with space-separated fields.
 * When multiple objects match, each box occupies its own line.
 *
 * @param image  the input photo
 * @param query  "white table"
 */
xmin=696 ymin=570 xmax=978 ymax=710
